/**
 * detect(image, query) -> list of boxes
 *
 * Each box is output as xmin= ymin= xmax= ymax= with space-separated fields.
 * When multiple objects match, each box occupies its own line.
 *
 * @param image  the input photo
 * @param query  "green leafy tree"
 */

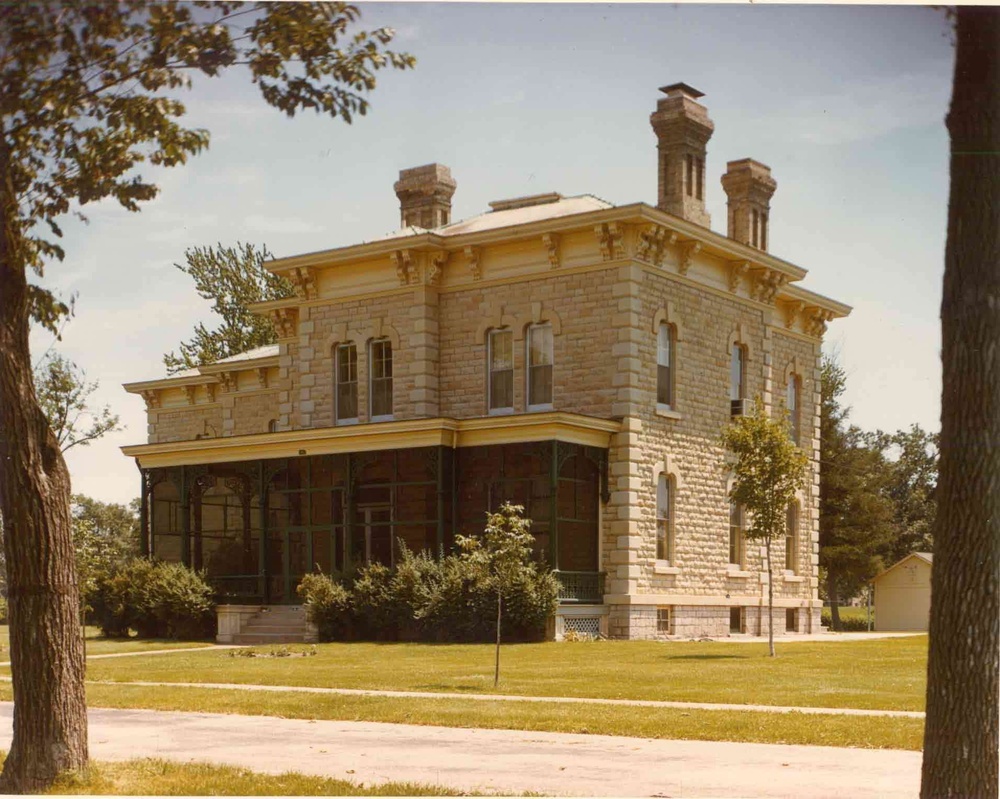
xmin=818 ymin=357 xmax=897 ymax=630
xmin=0 ymin=3 xmax=413 ymax=790
xmin=921 ymin=8 xmax=999 ymax=795
xmin=457 ymin=502 xmax=537 ymax=686
xmin=721 ymin=397 xmax=808 ymax=657
xmin=164 ymin=242 xmax=294 ymax=374
xmin=868 ymin=425 xmax=938 ymax=564
xmin=34 ymin=352 xmax=122 ymax=452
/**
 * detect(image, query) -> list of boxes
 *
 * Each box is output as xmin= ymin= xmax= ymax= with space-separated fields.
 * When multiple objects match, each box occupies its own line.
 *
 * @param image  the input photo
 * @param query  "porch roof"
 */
xmin=121 ymin=411 xmax=621 ymax=469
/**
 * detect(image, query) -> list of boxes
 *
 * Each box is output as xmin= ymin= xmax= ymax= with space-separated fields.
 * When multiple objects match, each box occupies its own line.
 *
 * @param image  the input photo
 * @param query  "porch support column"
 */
xmin=436 ymin=446 xmax=446 ymax=557
xmin=180 ymin=464 xmax=190 ymax=567
xmin=137 ymin=461 xmax=149 ymax=556
xmin=550 ymin=439 xmax=559 ymax=571
xmin=258 ymin=460 xmax=268 ymax=603
xmin=344 ymin=452 xmax=354 ymax=570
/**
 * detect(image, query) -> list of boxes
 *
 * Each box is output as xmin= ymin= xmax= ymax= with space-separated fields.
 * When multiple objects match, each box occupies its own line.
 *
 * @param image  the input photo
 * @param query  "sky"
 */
xmin=30 ymin=3 xmax=955 ymax=506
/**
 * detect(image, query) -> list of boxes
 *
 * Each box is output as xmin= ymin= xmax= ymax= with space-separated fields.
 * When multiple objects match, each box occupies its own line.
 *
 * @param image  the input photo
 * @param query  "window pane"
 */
xmin=529 ymin=325 xmax=552 ymax=367
xmin=529 ymin=364 xmax=552 ymax=406
xmin=657 ymin=364 xmax=672 ymax=406
xmin=336 ymin=344 xmax=358 ymax=422
xmin=489 ymin=330 xmax=513 ymax=410
xmin=729 ymin=503 xmax=743 ymax=565
xmin=657 ymin=325 xmax=673 ymax=407
xmin=370 ymin=339 xmax=393 ymax=417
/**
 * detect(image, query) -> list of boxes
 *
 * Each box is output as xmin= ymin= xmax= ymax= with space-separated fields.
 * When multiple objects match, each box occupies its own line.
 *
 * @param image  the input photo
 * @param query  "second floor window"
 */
xmin=729 ymin=501 xmax=745 ymax=566
xmin=787 ymin=374 xmax=801 ymax=444
xmin=730 ymin=344 xmax=746 ymax=416
xmin=527 ymin=323 xmax=553 ymax=409
xmin=488 ymin=329 xmax=514 ymax=413
xmin=657 ymin=323 xmax=675 ymax=409
xmin=335 ymin=343 xmax=358 ymax=423
xmin=369 ymin=338 xmax=393 ymax=420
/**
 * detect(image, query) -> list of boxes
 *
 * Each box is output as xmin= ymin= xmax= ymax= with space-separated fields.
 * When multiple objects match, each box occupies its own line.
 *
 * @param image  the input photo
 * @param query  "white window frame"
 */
xmin=785 ymin=502 xmax=799 ymax=574
xmin=729 ymin=501 xmax=745 ymax=567
xmin=787 ymin=373 xmax=801 ymax=445
xmin=487 ymin=328 xmax=514 ymax=415
xmin=730 ymin=344 xmax=746 ymax=402
xmin=368 ymin=338 xmax=393 ymax=422
xmin=335 ymin=342 xmax=359 ymax=425
xmin=656 ymin=606 xmax=673 ymax=635
xmin=526 ymin=323 xmax=554 ymax=411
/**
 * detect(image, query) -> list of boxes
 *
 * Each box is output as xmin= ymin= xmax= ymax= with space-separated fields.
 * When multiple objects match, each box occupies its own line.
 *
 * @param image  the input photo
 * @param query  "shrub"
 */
xmin=821 ymin=607 xmax=874 ymax=632
xmin=90 ymin=558 xmax=215 ymax=639
xmin=296 ymin=573 xmax=351 ymax=641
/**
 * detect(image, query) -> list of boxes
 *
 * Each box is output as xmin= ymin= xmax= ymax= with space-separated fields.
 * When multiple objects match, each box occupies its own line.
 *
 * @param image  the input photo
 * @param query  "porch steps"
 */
xmin=232 ymin=605 xmax=317 ymax=645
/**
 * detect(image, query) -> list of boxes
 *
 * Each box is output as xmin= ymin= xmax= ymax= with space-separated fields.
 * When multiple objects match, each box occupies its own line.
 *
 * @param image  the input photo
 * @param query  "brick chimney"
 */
xmin=394 ymin=163 xmax=457 ymax=229
xmin=650 ymin=83 xmax=714 ymax=228
xmin=720 ymin=159 xmax=776 ymax=251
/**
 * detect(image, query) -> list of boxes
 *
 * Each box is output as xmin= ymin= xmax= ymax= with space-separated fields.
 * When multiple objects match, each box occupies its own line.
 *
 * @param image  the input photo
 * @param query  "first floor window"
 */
xmin=369 ymin=338 xmax=393 ymax=420
xmin=729 ymin=501 xmax=745 ymax=566
xmin=527 ymin=323 xmax=553 ymax=409
xmin=656 ymin=473 xmax=674 ymax=563
xmin=488 ymin=328 xmax=513 ymax=412
xmin=657 ymin=606 xmax=673 ymax=634
xmin=785 ymin=503 xmax=798 ymax=573
xmin=335 ymin=343 xmax=358 ymax=423
xmin=657 ymin=323 xmax=675 ymax=409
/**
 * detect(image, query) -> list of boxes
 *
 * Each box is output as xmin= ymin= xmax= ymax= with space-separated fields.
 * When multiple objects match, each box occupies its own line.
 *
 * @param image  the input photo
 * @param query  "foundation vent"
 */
xmin=563 ymin=616 xmax=602 ymax=638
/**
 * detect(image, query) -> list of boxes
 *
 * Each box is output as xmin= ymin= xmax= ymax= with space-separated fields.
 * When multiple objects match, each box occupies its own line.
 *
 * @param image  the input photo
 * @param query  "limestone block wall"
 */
xmin=150 ymin=406 xmax=223 ymax=444
xmin=438 ymin=266 xmax=619 ymax=419
xmin=230 ymin=392 xmax=280 ymax=436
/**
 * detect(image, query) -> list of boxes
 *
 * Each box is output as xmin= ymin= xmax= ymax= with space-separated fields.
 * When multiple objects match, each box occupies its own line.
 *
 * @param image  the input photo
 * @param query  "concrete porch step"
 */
xmin=233 ymin=632 xmax=317 ymax=645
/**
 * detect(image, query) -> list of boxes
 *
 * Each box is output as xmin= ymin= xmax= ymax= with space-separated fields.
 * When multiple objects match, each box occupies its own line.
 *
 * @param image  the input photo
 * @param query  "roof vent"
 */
xmin=488 ymin=192 xmax=562 ymax=212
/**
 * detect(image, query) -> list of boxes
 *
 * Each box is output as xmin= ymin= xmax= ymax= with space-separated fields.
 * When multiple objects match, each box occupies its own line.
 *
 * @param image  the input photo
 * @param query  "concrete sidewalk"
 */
xmin=0 ymin=703 xmax=919 ymax=797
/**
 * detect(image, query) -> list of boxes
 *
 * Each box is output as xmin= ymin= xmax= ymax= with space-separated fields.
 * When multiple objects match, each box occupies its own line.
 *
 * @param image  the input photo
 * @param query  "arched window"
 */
xmin=656 ymin=473 xmax=674 ymax=564
xmin=729 ymin=501 xmax=745 ymax=566
xmin=267 ymin=419 xmax=279 ymax=434
xmin=369 ymin=338 xmax=393 ymax=421
xmin=657 ymin=323 xmax=676 ymax=410
xmin=334 ymin=342 xmax=358 ymax=424
xmin=730 ymin=343 xmax=746 ymax=415
xmin=786 ymin=373 xmax=801 ymax=444
xmin=488 ymin=328 xmax=513 ymax=413
xmin=526 ymin=323 xmax=553 ymax=410
xmin=785 ymin=502 xmax=799 ymax=573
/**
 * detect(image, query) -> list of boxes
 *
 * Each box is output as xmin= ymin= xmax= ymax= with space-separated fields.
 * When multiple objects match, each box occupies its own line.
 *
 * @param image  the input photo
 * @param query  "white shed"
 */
xmin=873 ymin=552 xmax=933 ymax=631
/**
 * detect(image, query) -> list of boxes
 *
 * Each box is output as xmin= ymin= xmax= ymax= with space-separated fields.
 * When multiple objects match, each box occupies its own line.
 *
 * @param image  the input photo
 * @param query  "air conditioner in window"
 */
xmin=731 ymin=398 xmax=750 ymax=417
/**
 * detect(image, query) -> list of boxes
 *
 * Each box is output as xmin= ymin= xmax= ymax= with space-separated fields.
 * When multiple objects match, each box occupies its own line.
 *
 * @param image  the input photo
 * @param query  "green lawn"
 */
xmin=72 ymin=636 xmax=928 ymax=712
xmin=0 ymin=626 xmax=212 ymax=659
xmin=7 ymin=756 xmax=465 ymax=796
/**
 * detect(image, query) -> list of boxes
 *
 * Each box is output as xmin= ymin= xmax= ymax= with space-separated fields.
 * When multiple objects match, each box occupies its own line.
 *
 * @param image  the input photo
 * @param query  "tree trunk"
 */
xmin=0 ymin=156 xmax=89 ymax=791
xmin=765 ymin=537 xmax=775 ymax=657
xmin=494 ymin=589 xmax=501 ymax=688
xmin=827 ymin=574 xmax=842 ymax=631
xmin=921 ymin=8 xmax=1000 ymax=798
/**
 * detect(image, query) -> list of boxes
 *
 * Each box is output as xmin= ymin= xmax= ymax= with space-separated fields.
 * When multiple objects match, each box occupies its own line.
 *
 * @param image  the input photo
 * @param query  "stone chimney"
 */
xmin=394 ymin=163 xmax=457 ymax=229
xmin=649 ymin=83 xmax=714 ymax=228
xmin=720 ymin=159 xmax=776 ymax=251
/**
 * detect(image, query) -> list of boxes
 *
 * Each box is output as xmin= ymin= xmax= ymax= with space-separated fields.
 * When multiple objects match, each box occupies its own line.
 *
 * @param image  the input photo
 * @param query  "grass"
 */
xmin=69 ymin=635 xmax=929 ymax=712
xmin=0 ymin=625 xmax=212 ymax=659
xmin=0 ymin=682 xmax=925 ymax=751
xmin=0 ymin=755 xmax=464 ymax=796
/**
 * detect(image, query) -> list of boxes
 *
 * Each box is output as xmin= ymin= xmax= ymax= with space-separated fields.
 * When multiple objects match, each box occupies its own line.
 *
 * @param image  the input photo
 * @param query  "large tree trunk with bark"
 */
xmin=920 ymin=8 xmax=1000 ymax=798
xmin=0 ymin=157 xmax=89 ymax=791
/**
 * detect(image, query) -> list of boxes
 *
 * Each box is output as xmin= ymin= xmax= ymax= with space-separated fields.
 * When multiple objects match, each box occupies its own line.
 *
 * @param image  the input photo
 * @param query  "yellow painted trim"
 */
xmin=438 ymin=260 xmax=622 ymax=294
xmin=767 ymin=324 xmax=823 ymax=345
xmin=640 ymin=263 xmax=776 ymax=314
xmin=154 ymin=403 xmax=223 ymax=414
xmin=199 ymin=356 xmax=279 ymax=374
xmin=122 ymin=412 xmax=621 ymax=468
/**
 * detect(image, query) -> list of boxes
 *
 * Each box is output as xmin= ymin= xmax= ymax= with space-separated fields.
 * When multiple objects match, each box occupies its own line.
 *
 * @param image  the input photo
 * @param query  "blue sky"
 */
xmin=32 ymin=3 xmax=955 ymax=505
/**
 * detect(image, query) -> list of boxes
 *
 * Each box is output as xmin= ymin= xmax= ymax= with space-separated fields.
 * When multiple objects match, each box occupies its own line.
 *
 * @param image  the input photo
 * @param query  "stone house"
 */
xmin=122 ymin=83 xmax=850 ymax=641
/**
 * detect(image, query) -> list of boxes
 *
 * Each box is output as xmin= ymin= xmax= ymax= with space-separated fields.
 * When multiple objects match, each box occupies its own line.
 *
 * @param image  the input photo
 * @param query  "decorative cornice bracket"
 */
xmin=677 ymin=240 xmax=701 ymax=276
xmin=269 ymin=306 xmax=299 ymax=339
xmin=465 ymin=246 xmax=482 ymax=281
xmin=288 ymin=266 xmax=318 ymax=300
xmin=426 ymin=251 xmax=448 ymax=285
xmin=728 ymin=260 xmax=750 ymax=293
xmin=390 ymin=249 xmax=416 ymax=286
xmin=542 ymin=233 xmax=560 ymax=269
xmin=595 ymin=222 xmax=625 ymax=261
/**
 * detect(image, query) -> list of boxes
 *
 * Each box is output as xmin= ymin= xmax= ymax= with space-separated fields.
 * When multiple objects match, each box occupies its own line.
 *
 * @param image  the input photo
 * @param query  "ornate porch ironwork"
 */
xmin=555 ymin=570 xmax=605 ymax=604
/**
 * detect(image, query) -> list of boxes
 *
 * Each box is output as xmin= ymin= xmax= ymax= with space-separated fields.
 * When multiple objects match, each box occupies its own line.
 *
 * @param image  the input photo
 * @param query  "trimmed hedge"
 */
xmin=298 ymin=545 xmax=558 ymax=643
xmin=821 ymin=607 xmax=874 ymax=632
xmin=90 ymin=558 xmax=215 ymax=639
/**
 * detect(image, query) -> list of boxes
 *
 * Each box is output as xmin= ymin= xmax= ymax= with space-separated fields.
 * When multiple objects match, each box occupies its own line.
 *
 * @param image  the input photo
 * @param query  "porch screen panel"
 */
xmin=150 ymin=476 xmax=182 ymax=561
xmin=557 ymin=454 xmax=600 ymax=572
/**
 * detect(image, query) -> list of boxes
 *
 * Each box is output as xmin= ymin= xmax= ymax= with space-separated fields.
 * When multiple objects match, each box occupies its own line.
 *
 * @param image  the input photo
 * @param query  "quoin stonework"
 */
xmin=123 ymin=83 xmax=850 ymax=642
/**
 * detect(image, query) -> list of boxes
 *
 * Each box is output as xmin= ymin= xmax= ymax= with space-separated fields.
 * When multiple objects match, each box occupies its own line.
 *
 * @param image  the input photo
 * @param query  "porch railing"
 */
xmin=555 ymin=571 xmax=605 ymax=604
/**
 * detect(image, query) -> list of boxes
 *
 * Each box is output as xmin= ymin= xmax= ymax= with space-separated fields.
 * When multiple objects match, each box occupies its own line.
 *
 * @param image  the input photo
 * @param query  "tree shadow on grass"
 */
xmin=661 ymin=654 xmax=749 ymax=661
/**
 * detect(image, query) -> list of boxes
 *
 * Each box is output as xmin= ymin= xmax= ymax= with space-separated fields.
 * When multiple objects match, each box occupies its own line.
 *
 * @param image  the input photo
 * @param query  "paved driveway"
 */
xmin=0 ymin=703 xmax=920 ymax=797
